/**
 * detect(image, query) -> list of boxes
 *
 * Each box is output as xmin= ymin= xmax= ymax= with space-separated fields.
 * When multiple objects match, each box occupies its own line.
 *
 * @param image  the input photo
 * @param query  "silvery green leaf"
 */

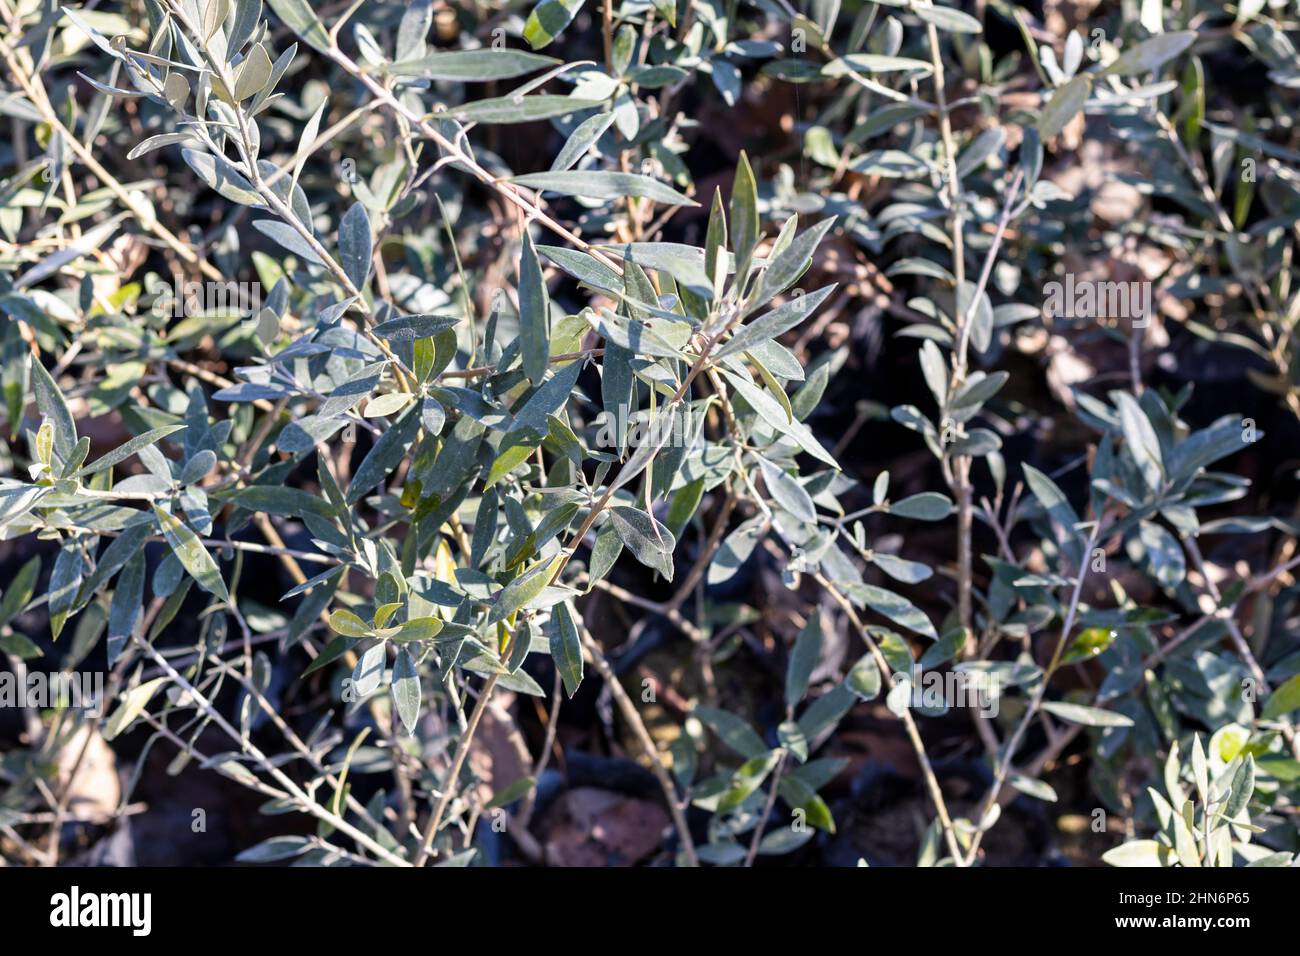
xmin=127 ymin=133 xmax=198 ymax=160
xmin=513 ymin=170 xmax=696 ymax=206
xmin=586 ymin=521 xmax=624 ymax=586
xmin=956 ymin=127 xmax=1005 ymax=177
xmin=708 ymin=517 xmax=765 ymax=584
xmin=890 ymin=492 xmax=951 ymax=521
xmin=549 ymin=601 xmax=583 ymax=698
xmin=391 ymin=648 xmax=421 ymax=734
xmin=102 ymin=678 xmax=168 ymax=741
xmin=822 ymin=54 xmax=933 ymax=76
xmin=914 ymin=4 xmax=982 ymax=32
xmin=551 ymin=112 xmax=616 ymax=171
xmin=1038 ymin=75 xmax=1091 ymax=139
xmin=47 ymin=539 xmax=84 ymax=640
xmin=1041 ymin=701 xmax=1135 ymax=727
xmin=252 ymin=219 xmax=325 ymax=265
xmin=1103 ymin=31 xmax=1195 ymax=76
xmin=391 ymin=49 xmax=560 ymax=80
xmin=846 ymin=654 xmax=881 ymax=700
xmin=918 ymin=339 xmax=948 ymax=405
xmin=797 ymin=683 xmax=855 ymax=741
xmin=30 ymin=358 xmax=76 ymax=461
xmin=869 ymin=552 xmax=932 ymax=584
xmin=785 ymin=613 xmax=822 ymax=707
xmin=0 ymin=556 xmax=39 ymax=630
xmin=717 ymin=287 xmax=837 ymax=361
xmin=1009 ymin=775 xmax=1058 ymax=802
xmin=235 ymin=836 xmax=313 ymax=862
xmin=538 ymin=244 xmax=624 ymax=293
xmin=849 ymin=150 xmax=929 ymax=178
xmin=523 ymin=0 xmax=587 ymax=49
xmin=1022 ymin=463 xmax=1081 ymax=544
xmin=598 ymin=242 xmax=713 ymax=298
xmin=1261 ymin=674 xmax=1300 ymax=720
xmin=519 ymin=230 xmax=549 ymax=386
xmin=730 ymin=151 xmax=760 ymax=282
xmin=1115 ymin=391 xmax=1164 ymax=491
xmin=1224 ymin=755 xmax=1255 ymax=820
xmin=233 ymin=42 xmax=272 ymax=101
xmin=608 ymin=505 xmax=675 ymax=580
xmin=958 ymin=281 xmax=995 ymax=354
xmin=107 ymin=550 xmax=145 ymax=666
xmin=952 ymin=370 xmax=1009 ymax=411
xmin=352 ymin=641 xmax=386 ymax=697
xmin=337 ymin=202 xmax=372 ymax=289
xmin=591 ymin=310 xmax=688 ymax=360
xmin=757 ymin=457 xmax=815 ymax=523
xmin=264 ymin=0 xmax=330 ymax=51
xmin=450 ymin=95 xmax=605 ymax=125
xmin=841 ymin=582 xmax=937 ymax=641
xmin=79 ymin=425 xmax=185 ymax=477
xmin=720 ymin=368 xmax=839 ymax=467
xmin=488 ymin=555 xmax=563 ymax=624
xmin=394 ymin=0 xmax=433 ymax=60
xmin=1139 ymin=520 xmax=1185 ymax=589
xmin=346 ymin=406 xmax=421 ymax=505
xmin=372 ymin=314 xmax=460 ymax=341
xmin=695 ymin=706 xmax=767 ymax=759
xmin=153 ymin=505 xmax=229 ymax=602
xmin=183 ymin=148 xmax=263 ymax=206
xmin=718 ymin=750 xmax=780 ymax=812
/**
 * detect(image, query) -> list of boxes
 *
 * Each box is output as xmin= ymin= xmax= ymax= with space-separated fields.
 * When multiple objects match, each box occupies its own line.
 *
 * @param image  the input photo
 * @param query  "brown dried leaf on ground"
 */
xmin=55 ymin=724 xmax=120 ymax=824
xmin=539 ymin=787 xmax=671 ymax=867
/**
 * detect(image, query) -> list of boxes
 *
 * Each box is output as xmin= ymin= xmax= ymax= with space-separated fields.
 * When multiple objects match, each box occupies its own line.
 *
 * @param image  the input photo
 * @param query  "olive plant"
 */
xmin=0 ymin=0 xmax=1298 ymax=870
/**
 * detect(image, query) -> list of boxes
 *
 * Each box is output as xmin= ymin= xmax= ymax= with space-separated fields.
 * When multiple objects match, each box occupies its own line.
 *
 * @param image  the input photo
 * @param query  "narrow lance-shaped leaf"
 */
xmin=1103 ymin=31 xmax=1196 ymax=77
xmin=488 ymin=554 xmax=563 ymax=624
xmin=550 ymin=601 xmax=583 ymax=698
xmin=265 ymin=0 xmax=330 ymax=51
xmin=79 ymin=425 xmax=185 ymax=477
xmin=1115 ymin=391 xmax=1165 ymax=492
xmin=1039 ymin=75 xmax=1091 ymax=140
xmin=519 ymin=230 xmax=549 ymax=386
xmin=523 ymin=0 xmax=587 ymax=49
xmin=338 ymin=201 xmax=372 ymax=290
xmin=30 ymin=357 xmax=76 ymax=461
xmin=47 ymin=540 xmax=84 ymax=641
xmin=608 ymin=506 xmax=676 ymax=581
xmin=391 ymin=49 xmax=560 ymax=80
xmin=730 ymin=151 xmax=760 ymax=284
xmin=106 ymin=551 xmax=146 ymax=666
xmin=391 ymin=648 xmax=421 ymax=734
xmin=786 ymin=613 xmax=823 ymax=708
xmin=513 ymin=171 xmax=696 ymax=207
xmin=153 ymin=505 xmax=229 ymax=602
xmin=346 ymin=406 xmax=422 ymax=505
xmin=103 ymin=678 xmax=168 ymax=741
xmin=253 ymin=219 xmax=325 ymax=265
xmin=452 ymin=96 xmax=606 ymax=125
xmin=0 ymin=556 xmax=40 ymax=629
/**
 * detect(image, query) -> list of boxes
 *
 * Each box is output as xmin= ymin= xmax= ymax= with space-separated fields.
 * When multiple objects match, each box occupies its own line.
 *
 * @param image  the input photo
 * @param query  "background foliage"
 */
xmin=2 ymin=0 xmax=1300 ymax=867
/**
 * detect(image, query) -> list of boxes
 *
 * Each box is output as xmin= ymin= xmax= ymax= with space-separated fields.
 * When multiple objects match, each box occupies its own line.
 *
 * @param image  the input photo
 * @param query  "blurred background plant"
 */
xmin=0 ymin=0 xmax=1299 ymax=868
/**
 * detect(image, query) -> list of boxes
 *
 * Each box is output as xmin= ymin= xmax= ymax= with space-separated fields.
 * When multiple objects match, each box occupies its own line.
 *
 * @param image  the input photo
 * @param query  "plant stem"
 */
xmin=816 ymin=574 xmax=967 ymax=865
